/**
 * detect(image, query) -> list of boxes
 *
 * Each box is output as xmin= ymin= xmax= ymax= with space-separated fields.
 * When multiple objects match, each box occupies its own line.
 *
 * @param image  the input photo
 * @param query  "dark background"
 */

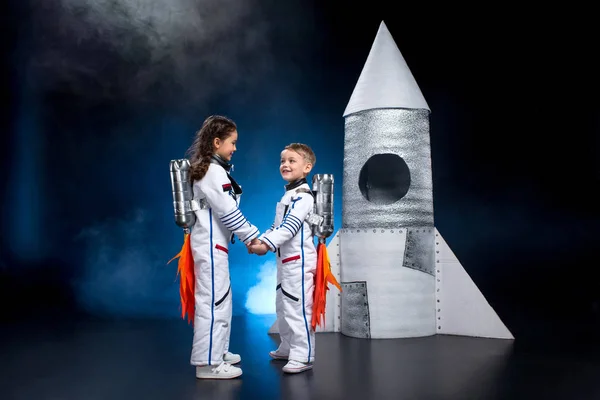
xmin=1 ymin=0 xmax=598 ymax=342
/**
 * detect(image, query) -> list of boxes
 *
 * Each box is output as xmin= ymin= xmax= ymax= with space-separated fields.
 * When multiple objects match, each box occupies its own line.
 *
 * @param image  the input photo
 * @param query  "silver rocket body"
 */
xmin=341 ymin=109 xmax=435 ymax=338
xmin=343 ymin=109 xmax=433 ymax=227
xmin=339 ymin=22 xmax=436 ymax=339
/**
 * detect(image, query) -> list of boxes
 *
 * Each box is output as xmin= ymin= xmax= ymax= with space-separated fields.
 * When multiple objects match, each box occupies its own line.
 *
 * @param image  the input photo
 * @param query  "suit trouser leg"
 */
xmin=281 ymin=263 xmax=315 ymax=363
xmin=276 ymin=285 xmax=292 ymax=354
xmin=222 ymin=289 xmax=232 ymax=355
xmin=190 ymin=256 xmax=231 ymax=366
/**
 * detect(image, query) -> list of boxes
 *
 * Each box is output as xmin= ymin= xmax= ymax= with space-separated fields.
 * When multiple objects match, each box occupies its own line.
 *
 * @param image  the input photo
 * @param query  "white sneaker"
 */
xmin=196 ymin=362 xmax=242 ymax=379
xmin=282 ymin=360 xmax=313 ymax=374
xmin=223 ymin=351 xmax=241 ymax=364
xmin=269 ymin=350 xmax=289 ymax=360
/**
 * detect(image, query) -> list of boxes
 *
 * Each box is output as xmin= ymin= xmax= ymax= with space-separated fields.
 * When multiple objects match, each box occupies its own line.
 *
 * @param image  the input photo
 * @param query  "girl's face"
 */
xmin=213 ymin=130 xmax=238 ymax=162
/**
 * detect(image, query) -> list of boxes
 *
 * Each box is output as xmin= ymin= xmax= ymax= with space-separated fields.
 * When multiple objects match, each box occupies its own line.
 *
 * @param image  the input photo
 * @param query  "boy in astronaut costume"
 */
xmin=248 ymin=143 xmax=319 ymax=374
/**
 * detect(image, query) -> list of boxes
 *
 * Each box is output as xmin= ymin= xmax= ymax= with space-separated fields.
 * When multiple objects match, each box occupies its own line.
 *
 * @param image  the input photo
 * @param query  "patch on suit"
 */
xmin=222 ymin=183 xmax=232 ymax=192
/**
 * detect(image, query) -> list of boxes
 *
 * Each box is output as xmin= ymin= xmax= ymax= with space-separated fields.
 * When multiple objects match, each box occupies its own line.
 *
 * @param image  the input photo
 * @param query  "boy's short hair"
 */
xmin=284 ymin=143 xmax=316 ymax=166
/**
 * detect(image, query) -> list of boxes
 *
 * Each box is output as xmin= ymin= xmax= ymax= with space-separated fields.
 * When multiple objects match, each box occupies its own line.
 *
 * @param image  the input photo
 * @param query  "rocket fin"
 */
xmin=435 ymin=228 xmax=514 ymax=339
xmin=343 ymin=21 xmax=430 ymax=117
xmin=268 ymin=230 xmax=342 ymax=334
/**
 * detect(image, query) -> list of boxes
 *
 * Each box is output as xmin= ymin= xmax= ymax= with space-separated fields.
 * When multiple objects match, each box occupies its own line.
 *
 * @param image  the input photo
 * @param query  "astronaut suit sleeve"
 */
xmin=258 ymin=222 xmax=275 ymax=241
xmin=199 ymin=166 xmax=260 ymax=244
xmin=260 ymin=192 xmax=313 ymax=252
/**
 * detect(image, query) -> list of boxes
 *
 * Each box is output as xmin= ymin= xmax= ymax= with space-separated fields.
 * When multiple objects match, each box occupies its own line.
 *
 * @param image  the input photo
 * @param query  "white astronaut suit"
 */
xmin=189 ymin=155 xmax=260 ymax=366
xmin=259 ymin=178 xmax=317 ymax=364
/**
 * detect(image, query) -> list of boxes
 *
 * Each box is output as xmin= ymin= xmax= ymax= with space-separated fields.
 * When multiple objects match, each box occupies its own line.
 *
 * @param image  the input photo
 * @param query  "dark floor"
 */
xmin=2 ymin=314 xmax=600 ymax=400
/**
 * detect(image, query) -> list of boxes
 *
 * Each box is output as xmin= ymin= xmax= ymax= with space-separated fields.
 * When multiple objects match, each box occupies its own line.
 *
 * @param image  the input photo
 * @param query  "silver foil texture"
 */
xmin=170 ymin=159 xmax=196 ymax=230
xmin=403 ymin=227 xmax=435 ymax=276
xmin=341 ymin=281 xmax=371 ymax=338
xmin=343 ymin=108 xmax=433 ymax=228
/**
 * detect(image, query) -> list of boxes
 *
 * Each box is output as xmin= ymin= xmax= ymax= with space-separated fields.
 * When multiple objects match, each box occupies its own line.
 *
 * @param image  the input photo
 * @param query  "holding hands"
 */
xmin=247 ymin=238 xmax=270 ymax=256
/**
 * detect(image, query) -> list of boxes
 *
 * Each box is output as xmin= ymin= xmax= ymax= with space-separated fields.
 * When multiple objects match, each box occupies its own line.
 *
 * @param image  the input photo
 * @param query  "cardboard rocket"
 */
xmin=271 ymin=21 xmax=513 ymax=340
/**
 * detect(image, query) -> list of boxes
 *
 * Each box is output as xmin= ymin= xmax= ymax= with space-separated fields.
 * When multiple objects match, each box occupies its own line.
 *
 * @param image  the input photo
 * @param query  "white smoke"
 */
xmin=73 ymin=208 xmax=178 ymax=317
xmin=26 ymin=0 xmax=275 ymax=104
xmin=245 ymin=259 xmax=277 ymax=315
xmin=59 ymin=0 xmax=205 ymax=42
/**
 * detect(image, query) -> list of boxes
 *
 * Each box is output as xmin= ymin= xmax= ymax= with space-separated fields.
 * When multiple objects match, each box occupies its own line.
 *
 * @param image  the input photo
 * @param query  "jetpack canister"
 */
xmin=311 ymin=174 xmax=334 ymax=242
xmin=170 ymin=159 xmax=196 ymax=232
xmin=168 ymin=158 xmax=196 ymax=324
xmin=311 ymin=173 xmax=342 ymax=330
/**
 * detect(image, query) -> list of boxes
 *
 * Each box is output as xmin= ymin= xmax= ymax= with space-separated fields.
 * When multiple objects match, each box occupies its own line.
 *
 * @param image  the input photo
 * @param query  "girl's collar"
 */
xmin=211 ymin=154 xmax=233 ymax=172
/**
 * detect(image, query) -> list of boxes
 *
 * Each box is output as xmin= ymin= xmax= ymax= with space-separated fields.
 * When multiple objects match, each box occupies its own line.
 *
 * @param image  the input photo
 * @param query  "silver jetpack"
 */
xmin=309 ymin=174 xmax=335 ymax=244
xmin=170 ymin=159 xmax=196 ymax=234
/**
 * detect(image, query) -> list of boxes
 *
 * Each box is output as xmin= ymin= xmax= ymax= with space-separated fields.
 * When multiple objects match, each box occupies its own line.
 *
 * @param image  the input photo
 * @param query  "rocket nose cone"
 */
xmin=343 ymin=21 xmax=430 ymax=117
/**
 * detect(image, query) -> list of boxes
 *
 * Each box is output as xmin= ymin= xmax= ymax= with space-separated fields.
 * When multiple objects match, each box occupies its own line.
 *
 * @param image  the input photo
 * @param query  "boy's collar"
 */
xmin=285 ymin=177 xmax=307 ymax=191
xmin=211 ymin=154 xmax=233 ymax=172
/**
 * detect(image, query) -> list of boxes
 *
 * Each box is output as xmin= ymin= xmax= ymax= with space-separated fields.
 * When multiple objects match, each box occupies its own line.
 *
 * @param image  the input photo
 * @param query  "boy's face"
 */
xmin=213 ymin=130 xmax=238 ymax=162
xmin=280 ymin=149 xmax=312 ymax=183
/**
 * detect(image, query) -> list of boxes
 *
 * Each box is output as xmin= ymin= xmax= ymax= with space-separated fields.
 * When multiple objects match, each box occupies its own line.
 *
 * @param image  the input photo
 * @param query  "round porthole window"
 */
xmin=358 ymin=153 xmax=410 ymax=204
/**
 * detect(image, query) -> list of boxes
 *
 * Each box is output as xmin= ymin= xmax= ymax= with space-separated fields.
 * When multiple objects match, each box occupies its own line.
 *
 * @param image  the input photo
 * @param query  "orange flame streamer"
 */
xmin=312 ymin=241 xmax=342 ymax=330
xmin=168 ymin=232 xmax=195 ymax=325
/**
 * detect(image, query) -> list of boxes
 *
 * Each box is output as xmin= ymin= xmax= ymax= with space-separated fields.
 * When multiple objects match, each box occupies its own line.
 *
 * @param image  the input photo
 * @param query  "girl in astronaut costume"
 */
xmin=186 ymin=115 xmax=261 ymax=379
xmin=249 ymin=143 xmax=318 ymax=374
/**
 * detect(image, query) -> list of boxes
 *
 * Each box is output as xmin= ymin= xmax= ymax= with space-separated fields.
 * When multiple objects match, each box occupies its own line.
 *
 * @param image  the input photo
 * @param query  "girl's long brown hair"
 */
xmin=186 ymin=115 xmax=237 ymax=181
